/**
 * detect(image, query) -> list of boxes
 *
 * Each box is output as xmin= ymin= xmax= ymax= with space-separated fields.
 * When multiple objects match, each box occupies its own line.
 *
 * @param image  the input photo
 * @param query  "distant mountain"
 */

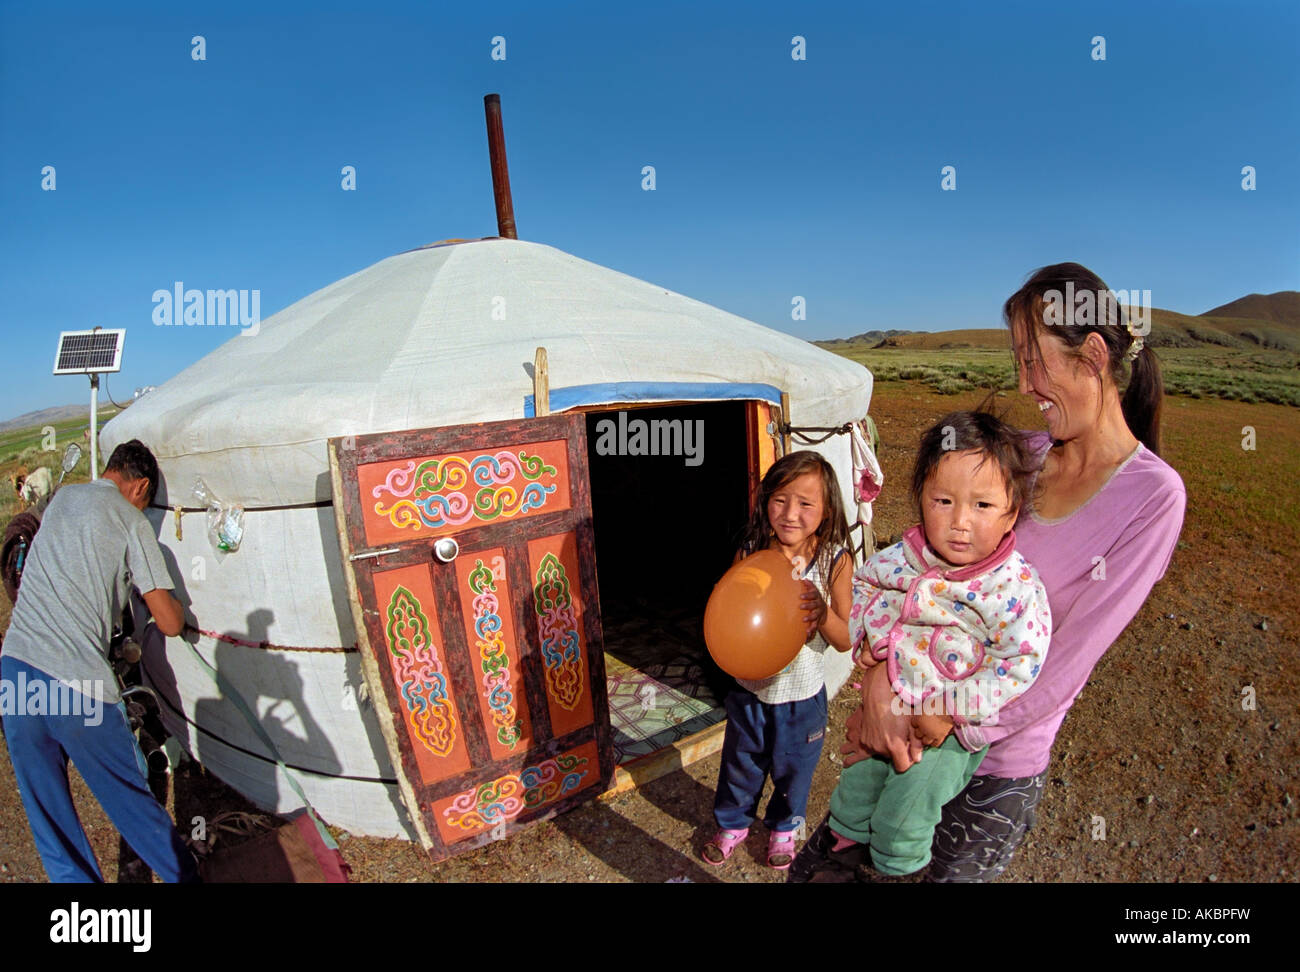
xmin=815 ymin=291 xmax=1300 ymax=354
xmin=0 ymin=403 xmax=125 ymax=436
xmin=1202 ymin=291 xmax=1300 ymax=326
xmin=0 ymin=405 xmax=89 ymax=435
xmin=1146 ymin=301 xmax=1299 ymax=352
xmin=817 ymin=329 xmax=918 ymax=346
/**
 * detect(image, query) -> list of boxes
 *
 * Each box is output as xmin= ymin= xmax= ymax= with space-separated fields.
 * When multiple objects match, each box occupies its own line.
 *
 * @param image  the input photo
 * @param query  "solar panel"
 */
xmin=53 ymin=329 xmax=125 ymax=374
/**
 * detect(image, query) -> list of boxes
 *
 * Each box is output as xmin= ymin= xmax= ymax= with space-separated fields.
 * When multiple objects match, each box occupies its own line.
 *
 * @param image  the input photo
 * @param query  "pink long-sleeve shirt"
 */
xmin=954 ymin=433 xmax=1186 ymax=777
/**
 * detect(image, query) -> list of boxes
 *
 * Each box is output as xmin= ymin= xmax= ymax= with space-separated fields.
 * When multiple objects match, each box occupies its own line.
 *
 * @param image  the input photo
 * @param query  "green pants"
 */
xmin=828 ymin=735 xmax=987 ymax=876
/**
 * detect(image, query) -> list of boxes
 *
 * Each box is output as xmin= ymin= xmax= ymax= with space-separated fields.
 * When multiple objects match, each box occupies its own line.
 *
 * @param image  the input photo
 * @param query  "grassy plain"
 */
xmin=0 ymin=411 xmax=120 ymax=522
xmin=825 ymin=341 xmax=1300 ymax=407
xmin=0 ymin=383 xmax=1295 ymax=881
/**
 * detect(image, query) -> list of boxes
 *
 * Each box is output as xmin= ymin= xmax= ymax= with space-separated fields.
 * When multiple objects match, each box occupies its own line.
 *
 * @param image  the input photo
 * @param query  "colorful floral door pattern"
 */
xmin=356 ymin=439 xmax=571 ymax=547
xmin=331 ymin=414 xmax=614 ymax=861
xmin=454 ymin=550 xmax=532 ymax=760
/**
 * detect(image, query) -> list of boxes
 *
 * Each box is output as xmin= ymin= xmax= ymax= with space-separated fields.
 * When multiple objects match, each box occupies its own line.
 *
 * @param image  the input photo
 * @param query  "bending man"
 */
xmin=1 ymin=439 xmax=197 ymax=882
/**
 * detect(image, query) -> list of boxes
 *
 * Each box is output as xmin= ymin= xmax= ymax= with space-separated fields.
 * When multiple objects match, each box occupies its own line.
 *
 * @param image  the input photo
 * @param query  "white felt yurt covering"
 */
xmin=102 ymin=238 xmax=873 ymax=838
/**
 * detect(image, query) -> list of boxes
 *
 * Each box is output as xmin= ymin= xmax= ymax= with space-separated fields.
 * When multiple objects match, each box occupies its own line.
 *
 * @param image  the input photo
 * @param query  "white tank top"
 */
xmin=735 ymin=547 xmax=843 ymax=704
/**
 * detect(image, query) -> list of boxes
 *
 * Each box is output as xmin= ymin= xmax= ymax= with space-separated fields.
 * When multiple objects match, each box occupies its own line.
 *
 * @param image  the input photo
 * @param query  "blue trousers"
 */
xmin=713 ymin=686 xmax=827 ymax=832
xmin=1 ymin=656 xmax=198 ymax=883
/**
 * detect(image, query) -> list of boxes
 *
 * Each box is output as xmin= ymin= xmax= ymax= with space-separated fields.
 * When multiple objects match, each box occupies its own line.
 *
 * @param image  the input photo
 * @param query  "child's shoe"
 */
xmin=787 ymin=815 xmax=869 ymax=883
xmin=767 ymin=830 xmax=797 ymax=870
xmin=701 ymin=827 xmax=749 ymax=866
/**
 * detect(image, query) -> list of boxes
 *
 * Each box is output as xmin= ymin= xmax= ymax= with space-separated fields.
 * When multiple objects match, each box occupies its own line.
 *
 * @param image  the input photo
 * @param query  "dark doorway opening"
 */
xmin=585 ymin=401 xmax=751 ymax=763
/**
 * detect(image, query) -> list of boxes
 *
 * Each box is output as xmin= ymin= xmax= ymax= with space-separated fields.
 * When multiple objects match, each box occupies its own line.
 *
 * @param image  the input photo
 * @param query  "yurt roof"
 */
xmin=103 ymin=238 xmax=873 ymax=507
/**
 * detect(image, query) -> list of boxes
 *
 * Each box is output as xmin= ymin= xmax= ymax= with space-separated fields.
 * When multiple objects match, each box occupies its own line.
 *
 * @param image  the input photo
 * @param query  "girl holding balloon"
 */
xmin=701 ymin=451 xmax=853 ymax=870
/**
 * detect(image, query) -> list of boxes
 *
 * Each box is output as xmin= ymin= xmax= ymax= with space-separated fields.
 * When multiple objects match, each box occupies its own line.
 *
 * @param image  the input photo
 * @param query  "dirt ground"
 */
xmin=1 ymin=383 xmax=1296 ymax=883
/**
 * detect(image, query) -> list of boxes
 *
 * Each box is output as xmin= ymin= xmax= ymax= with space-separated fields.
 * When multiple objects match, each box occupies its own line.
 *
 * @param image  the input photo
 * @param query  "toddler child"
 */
xmin=823 ymin=410 xmax=1051 ymax=878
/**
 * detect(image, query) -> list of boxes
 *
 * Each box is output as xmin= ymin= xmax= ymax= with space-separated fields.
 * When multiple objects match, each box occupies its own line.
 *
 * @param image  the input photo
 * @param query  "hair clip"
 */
xmin=1125 ymin=335 xmax=1145 ymax=361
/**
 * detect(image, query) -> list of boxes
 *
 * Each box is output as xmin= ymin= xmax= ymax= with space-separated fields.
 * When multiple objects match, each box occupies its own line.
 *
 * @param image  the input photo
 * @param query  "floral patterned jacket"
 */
xmin=849 ymin=525 xmax=1051 ymax=745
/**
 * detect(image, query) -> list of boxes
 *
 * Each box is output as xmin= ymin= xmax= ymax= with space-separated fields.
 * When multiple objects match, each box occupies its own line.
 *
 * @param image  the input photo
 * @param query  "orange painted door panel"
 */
xmin=330 ymin=413 xmax=613 ymax=861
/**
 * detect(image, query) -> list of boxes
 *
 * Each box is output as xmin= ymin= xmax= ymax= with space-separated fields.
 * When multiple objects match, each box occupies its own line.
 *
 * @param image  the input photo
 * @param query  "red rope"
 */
xmin=184 ymin=623 xmax=357 ymax=654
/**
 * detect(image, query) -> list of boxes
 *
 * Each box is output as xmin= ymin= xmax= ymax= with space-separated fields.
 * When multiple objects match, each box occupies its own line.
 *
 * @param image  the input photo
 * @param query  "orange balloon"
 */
xmin=703 ymin=549 xmax=808 ymax=680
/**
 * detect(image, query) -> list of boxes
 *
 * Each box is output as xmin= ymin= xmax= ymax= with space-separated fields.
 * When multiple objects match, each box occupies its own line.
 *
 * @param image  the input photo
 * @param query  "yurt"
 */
xmin=102 ymin=235 xmax=874 ymax=858
xmin=100 ymin=102 xmax=871 ymax=862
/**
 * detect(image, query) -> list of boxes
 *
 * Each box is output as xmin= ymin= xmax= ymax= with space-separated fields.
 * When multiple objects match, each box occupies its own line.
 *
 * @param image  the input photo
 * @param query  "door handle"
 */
xmin=432 ymin=537 xmax=460 ymax=563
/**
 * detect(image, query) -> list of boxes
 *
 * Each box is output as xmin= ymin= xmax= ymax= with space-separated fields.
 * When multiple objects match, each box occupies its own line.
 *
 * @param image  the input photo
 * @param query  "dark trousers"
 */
xmin=2 ymin=656 xmax=198 ymax=883
xmin=713 ymin=686 xmax=827 ymax=833
xmin=926 ymin=771 xmax=1047 ymax=882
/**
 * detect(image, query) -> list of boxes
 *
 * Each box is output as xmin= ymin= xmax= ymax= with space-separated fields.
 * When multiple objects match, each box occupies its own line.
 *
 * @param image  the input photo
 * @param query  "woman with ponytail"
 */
xmin=793 ymin=263 xmax=1186 ymax=883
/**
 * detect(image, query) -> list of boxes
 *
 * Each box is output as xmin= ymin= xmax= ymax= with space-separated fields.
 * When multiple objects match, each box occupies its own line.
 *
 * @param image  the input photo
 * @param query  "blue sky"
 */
xmin=2 ymin=0 xmax=1296 ymax=421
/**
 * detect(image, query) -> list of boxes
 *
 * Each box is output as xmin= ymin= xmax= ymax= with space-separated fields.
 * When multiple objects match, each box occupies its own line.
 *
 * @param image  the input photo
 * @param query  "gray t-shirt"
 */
xmin=4 ymin=478 xmax=174 ymax=703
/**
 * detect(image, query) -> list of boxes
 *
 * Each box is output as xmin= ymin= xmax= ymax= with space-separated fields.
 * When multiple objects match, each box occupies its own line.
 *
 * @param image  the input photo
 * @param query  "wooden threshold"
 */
xmin=598 ymin=720 xmax=727 ymax=801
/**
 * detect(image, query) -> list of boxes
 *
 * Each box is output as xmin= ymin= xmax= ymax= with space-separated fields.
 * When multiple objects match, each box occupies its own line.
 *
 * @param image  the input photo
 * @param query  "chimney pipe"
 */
xmin=483 ymin=94 xmax=518 ymax=239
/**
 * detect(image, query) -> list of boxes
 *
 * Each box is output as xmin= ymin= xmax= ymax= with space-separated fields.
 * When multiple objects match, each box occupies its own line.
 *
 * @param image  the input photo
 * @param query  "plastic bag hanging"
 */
xmin=191 ymin=477 xmax=244 ymax=553
xmin=850 ymin=418 xmax=883 ymax=526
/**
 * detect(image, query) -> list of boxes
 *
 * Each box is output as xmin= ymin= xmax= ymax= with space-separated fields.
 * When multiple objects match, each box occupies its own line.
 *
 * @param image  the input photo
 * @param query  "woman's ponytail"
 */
xmin=1122 ymin=343 xmax=1164 ymax=457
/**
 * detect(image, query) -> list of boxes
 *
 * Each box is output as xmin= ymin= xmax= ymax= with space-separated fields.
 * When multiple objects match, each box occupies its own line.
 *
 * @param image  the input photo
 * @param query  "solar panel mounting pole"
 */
xmin=89 ymin=373 xmax=99 ymax=479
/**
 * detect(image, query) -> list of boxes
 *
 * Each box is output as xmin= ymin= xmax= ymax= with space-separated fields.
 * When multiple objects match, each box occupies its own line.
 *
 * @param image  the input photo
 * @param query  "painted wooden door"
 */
xmin=329 ymin=414 xmax=614 ymax=861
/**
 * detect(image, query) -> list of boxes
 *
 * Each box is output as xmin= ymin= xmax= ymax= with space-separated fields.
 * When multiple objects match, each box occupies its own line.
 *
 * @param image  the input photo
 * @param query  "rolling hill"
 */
xmin=0 ymin=403 xmax=125 ymax=436
xmin=1202 ymin=291 xmax=1300 ymax=325
xmin=816 ymin=291 xmax=1300 ymax=353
